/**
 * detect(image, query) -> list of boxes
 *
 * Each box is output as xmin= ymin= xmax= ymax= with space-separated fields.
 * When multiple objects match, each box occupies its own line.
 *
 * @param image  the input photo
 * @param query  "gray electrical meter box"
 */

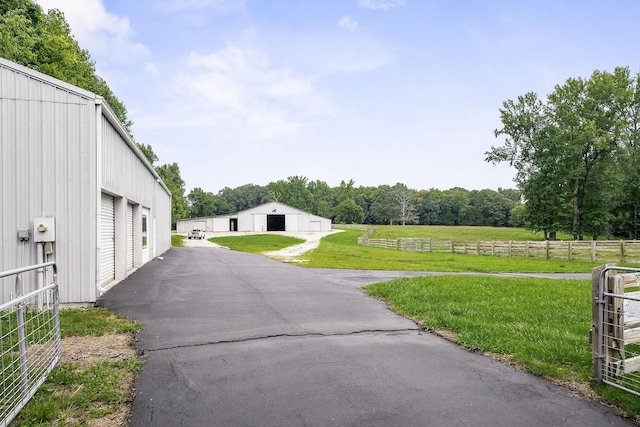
xmin=33 ymin=217 xmax=56 ymax=242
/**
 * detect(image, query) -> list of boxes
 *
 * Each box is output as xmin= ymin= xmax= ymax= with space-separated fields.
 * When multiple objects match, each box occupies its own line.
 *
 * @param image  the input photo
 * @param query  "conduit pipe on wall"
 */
xmin=36 ymin=242 xmax=44 ymax=310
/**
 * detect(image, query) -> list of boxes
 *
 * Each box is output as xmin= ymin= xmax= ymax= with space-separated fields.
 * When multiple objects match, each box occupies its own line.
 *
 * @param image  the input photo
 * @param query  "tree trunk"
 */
xmin=572 ymin=179 xmax=580 ymax=237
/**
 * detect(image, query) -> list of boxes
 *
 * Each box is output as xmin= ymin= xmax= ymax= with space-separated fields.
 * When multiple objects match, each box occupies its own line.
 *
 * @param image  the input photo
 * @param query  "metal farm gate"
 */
xmin=0 ymin=262 xmax=60 ymax=426
xmin=592 ymin=265 xmax=640 ymax=396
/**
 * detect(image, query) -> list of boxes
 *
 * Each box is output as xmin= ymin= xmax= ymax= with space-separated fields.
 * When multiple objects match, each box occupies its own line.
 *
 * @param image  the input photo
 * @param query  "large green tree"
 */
xmin=266 ymin=176 xmax=313 ymax=211
xmin=217 ymin=184 xmax=267 ymax=213
xmin=308 ymin=180 xmax=334 ymax=218
xmin=334 ymin=199 xmax=365 ymax=224
xmin=487 ymin=67 xmax=634 ymax=239
xmin=156 ymin=163 xmax=188 ymax=228
xmin=187 ymin=188 xmax=217 ymax=218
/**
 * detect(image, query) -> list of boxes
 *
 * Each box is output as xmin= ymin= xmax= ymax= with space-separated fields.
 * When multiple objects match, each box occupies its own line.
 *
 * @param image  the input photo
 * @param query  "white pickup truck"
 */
xmin=188 ymin=229 xmax=206 ymax=239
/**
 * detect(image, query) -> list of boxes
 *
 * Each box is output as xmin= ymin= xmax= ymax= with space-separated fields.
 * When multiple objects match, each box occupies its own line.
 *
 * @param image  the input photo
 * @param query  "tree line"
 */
xmin=178 ymin=177 xmax=523 ymax=229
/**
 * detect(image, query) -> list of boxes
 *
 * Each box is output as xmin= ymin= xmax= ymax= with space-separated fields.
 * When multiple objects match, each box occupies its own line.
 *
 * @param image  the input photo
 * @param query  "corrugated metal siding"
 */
xmin=101 ymin=117 xmax=155 ymax=206
xmin=100 ymin=114 xmax=172 ymax=262
xmin=0 ymin=60 xmax=97 ymax=303
xmin=1 ymin=58 xmax=171 ymax=303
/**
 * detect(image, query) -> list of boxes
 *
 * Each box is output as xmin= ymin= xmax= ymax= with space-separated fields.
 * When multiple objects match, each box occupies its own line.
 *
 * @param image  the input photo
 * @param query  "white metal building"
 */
xmin=0 ymin=58 xmax=172 ymax=304
xmin=177 ymin=202 xmax=332 ymax=233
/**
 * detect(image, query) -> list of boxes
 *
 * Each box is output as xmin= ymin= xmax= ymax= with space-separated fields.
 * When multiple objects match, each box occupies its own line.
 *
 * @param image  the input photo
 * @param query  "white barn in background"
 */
xmin=0 ymin=58 xmax=172 ymax=304
xmin=177 ymin=202 xmax=332 ymax=233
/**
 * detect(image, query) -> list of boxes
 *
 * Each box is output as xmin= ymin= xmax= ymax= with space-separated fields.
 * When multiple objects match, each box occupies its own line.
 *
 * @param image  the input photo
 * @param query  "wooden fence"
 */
xmin=357 ymin=229 xmax=640 ymax=264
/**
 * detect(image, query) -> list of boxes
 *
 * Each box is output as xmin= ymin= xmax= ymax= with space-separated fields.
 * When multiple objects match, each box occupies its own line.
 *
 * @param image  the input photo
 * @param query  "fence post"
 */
xmin=546 ymin=240 xmax=550 ymax=259
xmin=621 ymin=241 xmax=626 ymax=264
xmin=508 ymin=241 xmax=512 ymax=257
xmin=592 ymin=265 xmax=612 ymax=381
xmin=15 ymin=274 xmax=29 ymax=393
xmin=592 ymin=241 xmax=597 ymax=263
xmin=525 ymin=242 xmax=530 ymax=258
xmin=568 ymin=241 xmax=573 ymax=261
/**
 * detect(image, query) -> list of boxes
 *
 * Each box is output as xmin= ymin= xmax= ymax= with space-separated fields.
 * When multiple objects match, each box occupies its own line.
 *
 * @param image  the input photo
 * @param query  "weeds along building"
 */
xmin=0 ymin=58 xmax=172 ymax=304
xmin=177 ymin=202 xmax=332 ymax=233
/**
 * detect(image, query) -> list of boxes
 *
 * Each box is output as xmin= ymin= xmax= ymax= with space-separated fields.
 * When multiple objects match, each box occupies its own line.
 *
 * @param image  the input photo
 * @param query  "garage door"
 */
xmin=126 ymin=203 xmax=134 ymax=270
xmin=100 ymin=194 xmax=115 ymax=285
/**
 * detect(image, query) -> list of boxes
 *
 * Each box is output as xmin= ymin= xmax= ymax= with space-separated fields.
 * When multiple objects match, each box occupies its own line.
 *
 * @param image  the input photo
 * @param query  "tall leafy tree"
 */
xmin=266 ymin=176 xmax=313 ymax=211
xmin=487 ymin=68 xmax=631 ymax=239
xmin=369 ymin=185 xmax=398 ymax=225
xmin=418 ymin=189 xmax=442 ymax=225
xmin=187 ymin=188 xmax=217 ymax=218
xmin=218 ymin=184 xmax=267 ymax=213
xmin=156 ymin=163 xmax=188 ymax=228
xmin=438 ymin=188 xmax=470 ymax=226
xmin=354 ymin=186 xmax=378 ymax=224
xmin=334 ymin=199 xmax=365 ymax=224
xmin=612 ymin=71 xmax=640 ymax=238
xmin=308 ymin=180 xmax=334 ymax=218
xmin=137 ymin=143 xmax=158 ymax=166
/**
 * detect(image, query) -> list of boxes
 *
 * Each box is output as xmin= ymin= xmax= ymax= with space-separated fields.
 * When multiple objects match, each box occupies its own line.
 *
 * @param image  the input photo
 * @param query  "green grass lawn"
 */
xmin=368 ymin=225 xmax=575 ymax=241
xmin=297 ymin=229 xmax=599 ymax=273
xmin=172 ymin=234 xmax=186 ymax=247
xmin=13 ymin=309 xmax=142 ymax=426
xmin=366 ymin=276 xmax=592 ymax=380
xmin=209 ymin=234 xmax=305 ymax=254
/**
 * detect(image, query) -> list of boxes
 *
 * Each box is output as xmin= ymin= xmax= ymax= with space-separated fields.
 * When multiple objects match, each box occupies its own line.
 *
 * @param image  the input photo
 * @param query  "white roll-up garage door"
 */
xmin=100 ymin=194 xmax=115 ymax=285
xmin=126 ymin=203 xmax=134 ymax=270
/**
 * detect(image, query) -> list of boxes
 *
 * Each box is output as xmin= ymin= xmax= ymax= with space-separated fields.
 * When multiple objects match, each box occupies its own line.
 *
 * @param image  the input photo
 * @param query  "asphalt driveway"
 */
xmin=97 ymin=246 xmax=630 ymax=426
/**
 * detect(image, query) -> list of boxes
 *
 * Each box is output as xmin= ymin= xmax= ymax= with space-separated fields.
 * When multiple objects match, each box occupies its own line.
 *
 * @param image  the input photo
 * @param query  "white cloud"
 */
xmin=35 ymin=0 xmax=150 ymax=61
xmin=139 ymin=46 xmax=331 ymax=147
xmin=338 ymin=15 xmax=358 ymax=31
xmin=357 ymin=0 xmax=405 ymax=10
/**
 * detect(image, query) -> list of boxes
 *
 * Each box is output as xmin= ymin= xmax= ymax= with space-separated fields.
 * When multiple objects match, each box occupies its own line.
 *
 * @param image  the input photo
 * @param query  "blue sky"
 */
xmin=35 ymin=0 xmax=640 ymax=193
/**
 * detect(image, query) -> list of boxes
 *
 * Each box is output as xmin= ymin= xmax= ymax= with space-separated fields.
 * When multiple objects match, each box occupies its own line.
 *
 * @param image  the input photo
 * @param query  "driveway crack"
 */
xmin=145 ymin=328 xmax=420 ymax=352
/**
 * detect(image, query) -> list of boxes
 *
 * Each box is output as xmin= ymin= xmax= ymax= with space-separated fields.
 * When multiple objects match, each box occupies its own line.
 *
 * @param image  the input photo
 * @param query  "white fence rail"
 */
xmin=358 ymin=229 xmax=640 ymax=264
xmin=0 ymin=262 xmax=60 ymax=427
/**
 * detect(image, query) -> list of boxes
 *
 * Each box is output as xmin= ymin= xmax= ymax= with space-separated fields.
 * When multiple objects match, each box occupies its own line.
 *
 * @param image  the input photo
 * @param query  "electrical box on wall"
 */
xmin=33 ymin=217 xmax=55 ymax=243
xmin=17 ymin=228 xmax=30 ymax=242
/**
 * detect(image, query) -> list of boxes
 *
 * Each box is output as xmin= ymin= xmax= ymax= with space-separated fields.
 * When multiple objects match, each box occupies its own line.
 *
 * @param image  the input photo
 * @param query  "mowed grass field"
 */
xmin=207 ymin=225 xmax=640 ymax=419
xmin=296 ymin=228 xmax=599 ymax=273
xmin=369 ymin=225 xmax=575 ymax=241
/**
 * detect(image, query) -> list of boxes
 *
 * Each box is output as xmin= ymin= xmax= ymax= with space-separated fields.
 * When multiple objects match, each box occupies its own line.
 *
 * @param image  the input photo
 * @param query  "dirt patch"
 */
xmin=59 ymin=333 xmax=139 ymax=426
